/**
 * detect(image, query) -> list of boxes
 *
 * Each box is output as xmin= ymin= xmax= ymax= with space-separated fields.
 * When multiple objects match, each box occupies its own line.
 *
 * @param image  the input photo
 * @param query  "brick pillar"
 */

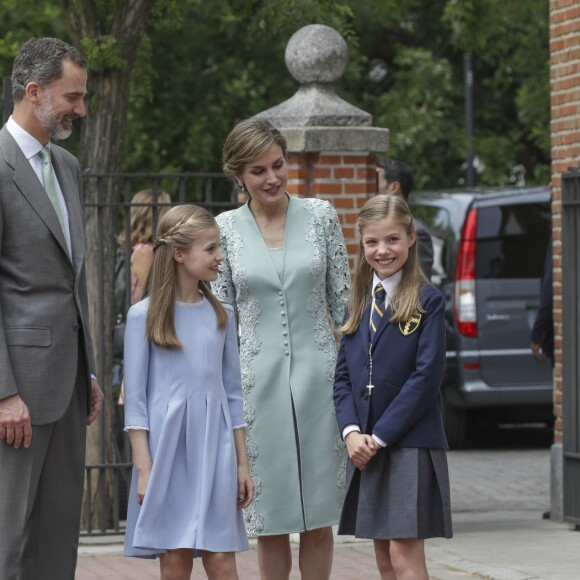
xmin=287 ymin=152 xmax=378 ymax=268
xmin=256 ymin=24 xmax=389 ymax=268
xmin=549 ymin=0 xmax=580 ymax=521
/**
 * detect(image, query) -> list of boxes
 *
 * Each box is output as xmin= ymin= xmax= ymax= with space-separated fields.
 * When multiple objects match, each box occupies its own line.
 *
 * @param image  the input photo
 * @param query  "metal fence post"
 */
xmin=562 ymin=168 xmax=580 ymax=526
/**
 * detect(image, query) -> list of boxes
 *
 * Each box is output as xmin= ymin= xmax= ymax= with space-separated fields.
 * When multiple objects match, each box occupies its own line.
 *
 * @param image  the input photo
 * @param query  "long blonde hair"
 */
xmin=145 ymin=204 xmax=228 ymax=349
xmin=340 ymin=195 xmax=426 ymax=335
xmin=117 ymin=189 xmax=172 ymax=248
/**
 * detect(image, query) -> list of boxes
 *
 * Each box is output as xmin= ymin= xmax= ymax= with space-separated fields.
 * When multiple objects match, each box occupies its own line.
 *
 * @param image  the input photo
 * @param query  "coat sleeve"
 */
xmin=212 ymin=214 xmax=236 ymax=303
xmin=123 ymin=304 xmax=151 ymax=429
xmin=74 ymin=159 xmax=96 ymax=376
xmin=0 ymin=194 xmax=18 ymax=399
xmin=333 ymin=332 xmax=361 ymax=434
xmin=372 ymin=289 xmax=446 ymax=445
xmin=323 ymin=202 xmax=351 ymax=328
xmin=222 ymin=306 xmax=245 ymax=427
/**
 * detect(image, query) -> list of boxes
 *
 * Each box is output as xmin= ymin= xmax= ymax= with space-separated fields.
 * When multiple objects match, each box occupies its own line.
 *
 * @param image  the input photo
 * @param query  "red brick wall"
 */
xmin=550 ymin=0 xmax=580 ymax=444
xmin=287 ymin=152 xmax=377 ymax=269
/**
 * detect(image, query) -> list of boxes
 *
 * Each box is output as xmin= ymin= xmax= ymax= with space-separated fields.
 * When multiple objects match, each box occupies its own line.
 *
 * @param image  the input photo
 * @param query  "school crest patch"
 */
xmin=399 ymin=314 xmax=422 ymax=336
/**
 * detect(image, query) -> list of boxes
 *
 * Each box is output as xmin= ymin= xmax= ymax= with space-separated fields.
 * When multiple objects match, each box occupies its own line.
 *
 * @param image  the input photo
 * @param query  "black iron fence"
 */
xmin=81 ymin=171 xmax=236 ymax=535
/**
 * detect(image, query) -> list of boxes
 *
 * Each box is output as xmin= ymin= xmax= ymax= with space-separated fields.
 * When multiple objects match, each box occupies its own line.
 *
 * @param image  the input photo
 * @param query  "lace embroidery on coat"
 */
xmin=334 ymin=431 xmax=347 ymax=490
xmin=303 ymin=199 xmax=350 ymax=382
xmin=302 ymin=199 xmax=350 ymax=490
xmin=214 ymin=210 xmax=265 ymax=534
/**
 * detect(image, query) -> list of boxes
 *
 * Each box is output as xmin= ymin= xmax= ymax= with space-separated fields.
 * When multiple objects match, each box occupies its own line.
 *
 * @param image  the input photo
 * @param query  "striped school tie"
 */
xmin=370 ymin=283 xmax=386 ymax=340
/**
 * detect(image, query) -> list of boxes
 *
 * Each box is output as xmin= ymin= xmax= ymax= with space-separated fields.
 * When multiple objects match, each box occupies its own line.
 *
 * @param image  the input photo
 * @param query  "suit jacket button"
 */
xmin=73 ymin=323 xmax=80 ymax=332
xmin=362 ymin=392 xmax=369 ymax=400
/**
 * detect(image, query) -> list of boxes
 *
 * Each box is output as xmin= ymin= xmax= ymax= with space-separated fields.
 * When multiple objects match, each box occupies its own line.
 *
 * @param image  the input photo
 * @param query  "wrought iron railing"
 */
xmin=81 ymin=171 xmax=236 ymax=535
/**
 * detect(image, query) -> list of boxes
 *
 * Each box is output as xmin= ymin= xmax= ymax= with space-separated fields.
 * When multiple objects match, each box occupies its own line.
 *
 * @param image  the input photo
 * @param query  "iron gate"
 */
xmin=81 ymin=172 xmax=236 ymax=535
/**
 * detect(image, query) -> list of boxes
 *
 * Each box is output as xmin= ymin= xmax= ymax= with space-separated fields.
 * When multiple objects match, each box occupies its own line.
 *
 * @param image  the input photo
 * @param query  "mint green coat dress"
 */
xmin=212 ymin=196 xmax=350 ymax=536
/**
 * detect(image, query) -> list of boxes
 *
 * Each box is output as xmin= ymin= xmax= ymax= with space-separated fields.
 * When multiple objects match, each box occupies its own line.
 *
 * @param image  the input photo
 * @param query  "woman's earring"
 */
xmin=237 ymin=180 xmax=245 ymax=192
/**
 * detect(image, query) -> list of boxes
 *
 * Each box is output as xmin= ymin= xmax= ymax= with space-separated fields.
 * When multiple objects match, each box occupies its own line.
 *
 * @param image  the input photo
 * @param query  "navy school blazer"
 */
xmin=333 ymin=283 xmax=449 ymax=449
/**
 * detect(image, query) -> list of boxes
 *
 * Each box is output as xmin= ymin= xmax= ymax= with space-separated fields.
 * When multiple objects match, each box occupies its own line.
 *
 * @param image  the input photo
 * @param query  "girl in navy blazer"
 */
xmin=333 ymin=195 xmax=452 ymax=579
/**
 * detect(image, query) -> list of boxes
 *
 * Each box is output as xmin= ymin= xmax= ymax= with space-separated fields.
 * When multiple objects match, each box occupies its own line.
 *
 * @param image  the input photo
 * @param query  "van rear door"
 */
xmin=474 ymin=194 xmax=552 ymax=388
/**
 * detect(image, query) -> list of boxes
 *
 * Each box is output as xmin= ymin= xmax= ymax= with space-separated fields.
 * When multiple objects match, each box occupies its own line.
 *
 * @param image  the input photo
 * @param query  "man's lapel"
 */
xmin=1 ymin=126 xmax=71 ymax=261
xmin=12 ymin=148 xmax=70 ymax=260
xmin=51 ymin=147 xmax=83 ymax=271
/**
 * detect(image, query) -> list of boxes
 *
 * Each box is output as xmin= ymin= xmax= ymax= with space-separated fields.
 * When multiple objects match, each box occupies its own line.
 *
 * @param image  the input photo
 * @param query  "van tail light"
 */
xmin=454 ymin=208 xmax=478 ymax=337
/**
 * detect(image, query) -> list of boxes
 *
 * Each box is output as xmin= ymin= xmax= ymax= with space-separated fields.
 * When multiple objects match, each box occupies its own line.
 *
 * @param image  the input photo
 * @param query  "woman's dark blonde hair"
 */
xmin=222 ymin=118 xmax=287 ymax=186
xmin=145 ymin=204 xmax=227 ymax=349
xmin=117 ymin=189 xmax=172 ymax=248
xmin=340 ymin=195 xmax=426 ymax=335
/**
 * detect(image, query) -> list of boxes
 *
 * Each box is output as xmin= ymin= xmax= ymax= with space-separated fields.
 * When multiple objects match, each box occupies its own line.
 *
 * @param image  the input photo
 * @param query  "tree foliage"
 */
xmin=116 ymin=0 xmax=549 ymax=188
xmin=0 ymin=0 xmax=549 ymax=188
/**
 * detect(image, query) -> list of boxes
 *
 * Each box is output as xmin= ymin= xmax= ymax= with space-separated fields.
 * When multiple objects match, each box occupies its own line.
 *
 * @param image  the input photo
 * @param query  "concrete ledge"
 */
xmin=280 ymin=126 xmax=389 ymax=153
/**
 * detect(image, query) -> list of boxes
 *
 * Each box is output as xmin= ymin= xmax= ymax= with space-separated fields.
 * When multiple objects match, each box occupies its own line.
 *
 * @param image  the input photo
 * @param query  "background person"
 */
xmin=376 ymin=157 xmax=434 ymax=278
xmin=531 ymin=239 xmax=554 ymax=366
xmin=116 ymin=189 xmax=171 ymax=405
xmin=116 ymin=189 xmax=172 ymax=306
xmin=0 ymin=37 xmax=103 ymax=579
xmin=213 ymin=118 xmax=351 ymax=580
xmin=123 ymin=205 xmax=253 ymax=578
xmin=333 ymin=194 xmax=452 ymax=579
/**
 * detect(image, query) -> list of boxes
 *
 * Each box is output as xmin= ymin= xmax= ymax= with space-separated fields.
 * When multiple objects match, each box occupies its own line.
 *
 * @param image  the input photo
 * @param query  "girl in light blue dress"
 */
xmin=123 ymin=204 xmax=253 ymax=579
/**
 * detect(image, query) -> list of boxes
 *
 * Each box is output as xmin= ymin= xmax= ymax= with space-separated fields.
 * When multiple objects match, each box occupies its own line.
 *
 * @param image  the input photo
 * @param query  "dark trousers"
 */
xmin=0 ymin=353 xmax=88 ymax=580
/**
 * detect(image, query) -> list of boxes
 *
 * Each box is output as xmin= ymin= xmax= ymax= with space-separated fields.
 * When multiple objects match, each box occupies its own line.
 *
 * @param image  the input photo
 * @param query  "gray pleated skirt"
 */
xmin=338 ymin=447 xmax=453 ymax=540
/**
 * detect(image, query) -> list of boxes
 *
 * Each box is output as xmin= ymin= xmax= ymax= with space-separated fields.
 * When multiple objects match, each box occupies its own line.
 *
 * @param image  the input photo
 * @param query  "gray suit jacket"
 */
xmin=0 ymin=125 xmax=95 ymax=425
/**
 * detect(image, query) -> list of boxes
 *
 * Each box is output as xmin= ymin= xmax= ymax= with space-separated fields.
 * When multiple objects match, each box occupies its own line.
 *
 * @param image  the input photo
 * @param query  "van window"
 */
xmin=476 ymin=202 xmax=551 ymax=279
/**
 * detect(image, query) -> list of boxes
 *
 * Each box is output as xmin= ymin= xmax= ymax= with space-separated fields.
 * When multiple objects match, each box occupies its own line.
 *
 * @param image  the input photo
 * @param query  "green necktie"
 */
xmin=39 ymin=146 xmax=67 ymax=236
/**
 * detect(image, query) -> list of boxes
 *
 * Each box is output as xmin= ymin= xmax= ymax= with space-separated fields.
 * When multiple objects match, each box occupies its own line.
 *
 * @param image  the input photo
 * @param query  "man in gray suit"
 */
xmin=0 ymin=38 xmax=103 ymax=579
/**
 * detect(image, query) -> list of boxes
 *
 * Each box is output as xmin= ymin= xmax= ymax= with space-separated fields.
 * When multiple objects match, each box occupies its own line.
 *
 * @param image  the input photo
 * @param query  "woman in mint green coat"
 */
xmin=213 ymin=118 xmax=350 ymax=579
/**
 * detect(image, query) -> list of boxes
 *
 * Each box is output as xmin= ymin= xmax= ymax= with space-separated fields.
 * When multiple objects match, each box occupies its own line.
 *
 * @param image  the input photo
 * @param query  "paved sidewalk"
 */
xmin=76 ymin=537 xmax=476 ymax=579
xmin=76 ymin=513 xmax=580 ymax=580
xmin=76 ymin=436 xmax=580 ymax=579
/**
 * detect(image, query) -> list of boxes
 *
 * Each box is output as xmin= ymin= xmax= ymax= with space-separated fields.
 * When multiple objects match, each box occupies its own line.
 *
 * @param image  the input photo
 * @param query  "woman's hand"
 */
xmin=127 ymin=429 xmax=152 ymax=505
xmin=136 ymin=465 xmax=151 ymax=505
xmin=237 ymin=465 xmax=254 ymax=509
xmin=345 ymin=432 xmax=377 ymax=470
xmin=233 ymin=428 xmax=254 ymax=508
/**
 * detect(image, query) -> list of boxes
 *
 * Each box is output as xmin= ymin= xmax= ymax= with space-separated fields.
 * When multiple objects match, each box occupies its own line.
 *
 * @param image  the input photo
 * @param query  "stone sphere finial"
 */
xmin=256 ymin=23 xmax=384 ymax=132
xmin=285 ymin=24 xmax=348 ymax=84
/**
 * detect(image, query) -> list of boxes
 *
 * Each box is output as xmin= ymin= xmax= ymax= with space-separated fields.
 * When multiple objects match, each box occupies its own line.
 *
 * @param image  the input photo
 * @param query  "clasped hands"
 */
xmin=345 ymin=431 xmax=378 ymax=470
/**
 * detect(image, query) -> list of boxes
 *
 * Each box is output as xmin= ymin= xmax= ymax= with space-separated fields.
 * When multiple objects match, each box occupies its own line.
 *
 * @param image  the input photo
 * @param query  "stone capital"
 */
xmin=280 ymin=126 xmax=389 ymax=154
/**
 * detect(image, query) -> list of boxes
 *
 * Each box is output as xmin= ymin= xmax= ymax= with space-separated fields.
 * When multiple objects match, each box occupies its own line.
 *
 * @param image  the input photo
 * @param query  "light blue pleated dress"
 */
xmin=123 ymin=297 xmax=249 ymax=558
